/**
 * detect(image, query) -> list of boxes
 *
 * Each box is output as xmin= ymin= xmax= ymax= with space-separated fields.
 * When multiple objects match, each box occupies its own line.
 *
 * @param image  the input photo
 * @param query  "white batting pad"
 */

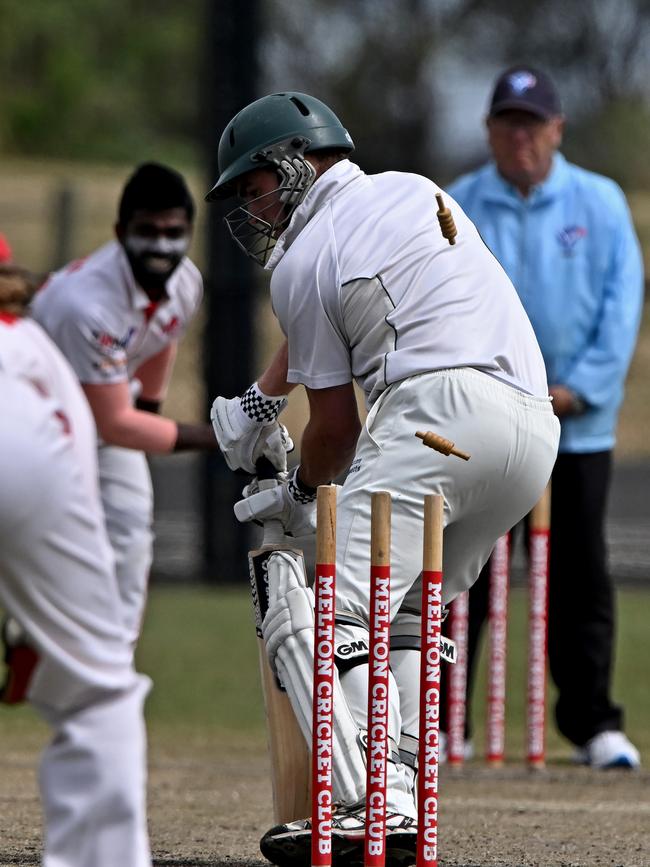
xmin=262 ymin=551 xmax=367 ymax=806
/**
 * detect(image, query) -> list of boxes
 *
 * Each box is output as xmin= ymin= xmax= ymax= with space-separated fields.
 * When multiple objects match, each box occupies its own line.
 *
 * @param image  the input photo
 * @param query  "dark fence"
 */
xmin=149 ymin=455 xmax=650 ymax=587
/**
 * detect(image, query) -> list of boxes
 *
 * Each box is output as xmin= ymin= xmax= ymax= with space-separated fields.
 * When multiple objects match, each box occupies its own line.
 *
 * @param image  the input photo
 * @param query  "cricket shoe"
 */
xmin=259 ymin=807 xmax=417 ymax=867
xmin=573 ymin=731 xmax=640 ymax=769
xmin=1 ymin=617 xmax=39 ymax=704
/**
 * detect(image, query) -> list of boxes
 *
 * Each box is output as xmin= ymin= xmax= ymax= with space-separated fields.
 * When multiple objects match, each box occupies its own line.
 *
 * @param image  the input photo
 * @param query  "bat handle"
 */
xmin=264 ymin=518 xmax=286 ymax=546
xmin=256 ymin=455 xmax=279 ymax=481
xmin=253 ymin=458 xmax=287 ymax=544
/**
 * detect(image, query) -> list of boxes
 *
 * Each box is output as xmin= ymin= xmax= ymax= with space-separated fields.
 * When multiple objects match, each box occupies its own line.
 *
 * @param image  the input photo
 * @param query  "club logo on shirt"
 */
xmin=348 ymin=457 xmax=362 ymax=475
xmin=91 ymin=327 xmax=137 ymax=352
xmin=556 ymin=225 xmax=587 ymax=256
xmin=160 ymin=315 xmax=181 ymax=336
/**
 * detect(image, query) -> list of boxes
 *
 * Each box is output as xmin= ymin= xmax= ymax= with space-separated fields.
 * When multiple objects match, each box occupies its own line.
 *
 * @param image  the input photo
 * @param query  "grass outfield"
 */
xmin=3 ymin=585 xmax=647 ymax=764
xmin=0 ymin=587 xmax=650 ymax=765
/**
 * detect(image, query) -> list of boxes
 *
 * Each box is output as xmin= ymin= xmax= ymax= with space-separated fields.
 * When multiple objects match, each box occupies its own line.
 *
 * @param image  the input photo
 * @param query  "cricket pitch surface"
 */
xmin=1 ymin=740 xmax=649 ymax=866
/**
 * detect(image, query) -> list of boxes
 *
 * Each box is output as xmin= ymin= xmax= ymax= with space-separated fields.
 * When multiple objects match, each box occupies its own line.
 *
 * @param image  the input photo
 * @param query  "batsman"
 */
xmin=207 ymin=92 xmax=560 ymax=867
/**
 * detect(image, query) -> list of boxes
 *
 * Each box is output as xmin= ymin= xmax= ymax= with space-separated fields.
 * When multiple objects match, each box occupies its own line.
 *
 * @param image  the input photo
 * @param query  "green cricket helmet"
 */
xmin=206 ymin=92 xmax=354 ymax=201
xmin=205 ymin=92 xmax=354 ymax=266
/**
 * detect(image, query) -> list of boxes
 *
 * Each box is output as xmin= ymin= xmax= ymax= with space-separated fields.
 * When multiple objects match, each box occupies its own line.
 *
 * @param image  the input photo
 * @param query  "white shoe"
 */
xmin=439 ymin=730 xmax=474 ymax=764
xmin=573 ymin=731 xmax=640 ymax=769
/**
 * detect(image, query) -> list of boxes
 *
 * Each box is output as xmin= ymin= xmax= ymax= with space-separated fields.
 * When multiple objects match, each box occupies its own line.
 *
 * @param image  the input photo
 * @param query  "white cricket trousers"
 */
xmin=334 ymin=367 xmax=560 ymax=815
xmin=97 ymin=446 xmax=154 ymax=645
xmin=0 ymin=376 xmax=152 ymax=867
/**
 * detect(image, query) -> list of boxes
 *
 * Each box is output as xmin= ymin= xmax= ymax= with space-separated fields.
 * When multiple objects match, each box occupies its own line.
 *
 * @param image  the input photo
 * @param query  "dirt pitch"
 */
xmin=2 ymin=740 xmax=649 ymax=867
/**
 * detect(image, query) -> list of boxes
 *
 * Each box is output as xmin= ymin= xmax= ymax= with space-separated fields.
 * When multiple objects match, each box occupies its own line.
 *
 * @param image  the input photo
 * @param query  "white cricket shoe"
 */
xmin=439 ymin=730 xmax=474 ymax=764
xmin=260 ymin=806 xmax=417 ymax=867
xmin=573 ymin=731 xmax=641 ymax=769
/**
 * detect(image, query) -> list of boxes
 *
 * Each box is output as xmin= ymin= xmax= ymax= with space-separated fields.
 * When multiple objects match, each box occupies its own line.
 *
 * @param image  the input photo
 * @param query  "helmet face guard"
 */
xmin=206 ymin=92 xmax=354 ymax=265
xmin=224 ymin=137 xmax=317 ymax=266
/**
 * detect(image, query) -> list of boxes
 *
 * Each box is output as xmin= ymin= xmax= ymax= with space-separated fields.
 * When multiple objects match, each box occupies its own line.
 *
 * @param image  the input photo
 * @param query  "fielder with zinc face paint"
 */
xmin=30 ymin=162 xmax=229 ymax=652
xmin=207 ymin=91 xmax=559 ymax=867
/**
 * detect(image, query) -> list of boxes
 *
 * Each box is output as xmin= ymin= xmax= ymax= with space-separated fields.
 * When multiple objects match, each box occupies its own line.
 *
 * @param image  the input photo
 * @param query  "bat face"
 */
xmin=247 ymin=528 xmax=311 ymax=824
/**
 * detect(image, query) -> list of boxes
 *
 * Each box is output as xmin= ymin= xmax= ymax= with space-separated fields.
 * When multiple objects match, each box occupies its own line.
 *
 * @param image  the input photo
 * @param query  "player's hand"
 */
xmin=549 ymin=385 xmax=586 ymax=418
xmin=234 ymin=467 xmax=316 ymax=536
xmin=254 ymin=422 xmax=294 ymax=473
xmin=239 ymin=470 xmax=288 ymax=499
xmin=210 ymin=382 xmax=292 ymax=473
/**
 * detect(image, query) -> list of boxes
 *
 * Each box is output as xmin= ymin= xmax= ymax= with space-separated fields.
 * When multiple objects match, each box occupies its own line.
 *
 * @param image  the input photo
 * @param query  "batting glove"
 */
xmin=210 ymin=382 xmax=293 ymax=473
xmin=234 ymin=466 xmax=317 ymax=537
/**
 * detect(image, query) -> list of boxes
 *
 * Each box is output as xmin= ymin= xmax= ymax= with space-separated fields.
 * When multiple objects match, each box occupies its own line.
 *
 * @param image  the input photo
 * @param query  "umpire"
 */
xmin=442 ymin=66 xmax=644 ymax=768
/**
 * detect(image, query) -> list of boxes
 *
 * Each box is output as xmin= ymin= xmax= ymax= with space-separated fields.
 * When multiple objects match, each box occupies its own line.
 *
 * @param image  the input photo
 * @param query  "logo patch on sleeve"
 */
xmin=91 ymin=327 xmax=136 ymax=353
xmin=160 ymin=315 xmax=181 ymax=336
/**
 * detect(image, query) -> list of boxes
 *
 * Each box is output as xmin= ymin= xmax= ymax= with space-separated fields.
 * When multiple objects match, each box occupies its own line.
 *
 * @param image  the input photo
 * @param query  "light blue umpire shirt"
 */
xmin=447 ymin=152 xmax=644 ymax=454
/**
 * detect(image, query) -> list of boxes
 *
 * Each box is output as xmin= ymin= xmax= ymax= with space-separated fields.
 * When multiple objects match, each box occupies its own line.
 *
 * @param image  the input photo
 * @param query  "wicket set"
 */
xmin=311 ymin=486 xmax=445 ymax=867
xmin=446 ymin=485 xmax=551 ymax=768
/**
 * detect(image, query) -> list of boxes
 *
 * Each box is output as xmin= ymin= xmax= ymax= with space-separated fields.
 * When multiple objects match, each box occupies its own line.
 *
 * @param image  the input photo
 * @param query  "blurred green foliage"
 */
xmin=2 ymin=0 xmax=650 ymax=187
xmin=565 ymin=100 xmax=650 ymax=190
xmin=0 ymin=0 xmax=202 ymax=163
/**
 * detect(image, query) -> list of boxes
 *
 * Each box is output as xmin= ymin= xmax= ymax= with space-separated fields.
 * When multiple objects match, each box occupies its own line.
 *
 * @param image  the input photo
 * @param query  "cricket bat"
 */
xmin=245 ymin=457 xmax=311 ymax=824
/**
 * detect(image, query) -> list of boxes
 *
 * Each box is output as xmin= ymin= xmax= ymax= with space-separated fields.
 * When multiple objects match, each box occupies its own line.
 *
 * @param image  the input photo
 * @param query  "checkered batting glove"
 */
xmin=240 ymin=383 xmax=287 ymax=423
xmin=210 ymin=383 xmax=292 ymax=473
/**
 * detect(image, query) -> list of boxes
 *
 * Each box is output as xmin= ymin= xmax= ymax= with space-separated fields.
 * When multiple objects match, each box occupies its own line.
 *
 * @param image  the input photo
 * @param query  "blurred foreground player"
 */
xmin=207 ymin=92 xmax=560 ymax=866
xmin=0 ymin=265 xmax=151 ymax=867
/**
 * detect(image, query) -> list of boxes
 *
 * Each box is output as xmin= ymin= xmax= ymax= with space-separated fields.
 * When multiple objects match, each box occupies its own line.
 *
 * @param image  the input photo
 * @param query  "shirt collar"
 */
xmin=265 ymin=159 xmax=363 ymax=270
xmin=481 ymin=152 xmax=568 ymax=206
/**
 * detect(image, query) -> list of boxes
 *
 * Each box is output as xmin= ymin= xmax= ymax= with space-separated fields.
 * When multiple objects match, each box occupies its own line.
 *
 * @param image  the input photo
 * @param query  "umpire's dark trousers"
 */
xmin=439 ymin=450 xmax=623 ymax=747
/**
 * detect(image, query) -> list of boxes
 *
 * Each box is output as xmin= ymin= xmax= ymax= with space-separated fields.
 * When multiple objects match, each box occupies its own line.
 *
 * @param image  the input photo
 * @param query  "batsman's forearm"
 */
xmin=258 ymin=341 xmax=297 ymax=397
xmin=298 ymin=420 xmax=360 ymax=488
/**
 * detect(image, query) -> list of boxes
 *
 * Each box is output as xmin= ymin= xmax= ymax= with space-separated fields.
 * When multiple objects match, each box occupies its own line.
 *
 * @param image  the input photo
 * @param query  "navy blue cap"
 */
xmin=489 ymin=66 xmax=561 ymax=119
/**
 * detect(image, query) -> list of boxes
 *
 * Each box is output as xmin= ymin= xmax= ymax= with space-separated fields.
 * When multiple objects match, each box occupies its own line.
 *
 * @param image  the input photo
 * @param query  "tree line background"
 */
xmin=2 ymin=0 xmax=650 ymax=580
xmin=2 ymin=0 xmax=650 ymax=188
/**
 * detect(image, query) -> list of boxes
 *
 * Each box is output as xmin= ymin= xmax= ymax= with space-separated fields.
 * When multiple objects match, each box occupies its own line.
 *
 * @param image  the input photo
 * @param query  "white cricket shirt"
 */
xmin=267 ymin=160 xmax=548 ymax=406
xmin=31 ymin=241 xmax=203 ymax=385
xmin=0 ymin=314 xmax=99 ymax=492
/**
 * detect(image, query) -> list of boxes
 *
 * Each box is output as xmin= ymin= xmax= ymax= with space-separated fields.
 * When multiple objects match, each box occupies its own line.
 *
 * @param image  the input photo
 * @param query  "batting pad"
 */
xmin=262 ymin=551 xmax=367 ymax=806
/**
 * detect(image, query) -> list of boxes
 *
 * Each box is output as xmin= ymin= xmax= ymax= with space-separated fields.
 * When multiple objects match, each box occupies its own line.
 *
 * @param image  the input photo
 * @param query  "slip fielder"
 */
xmin=0 ymin=265 xmax=151 ymax=867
